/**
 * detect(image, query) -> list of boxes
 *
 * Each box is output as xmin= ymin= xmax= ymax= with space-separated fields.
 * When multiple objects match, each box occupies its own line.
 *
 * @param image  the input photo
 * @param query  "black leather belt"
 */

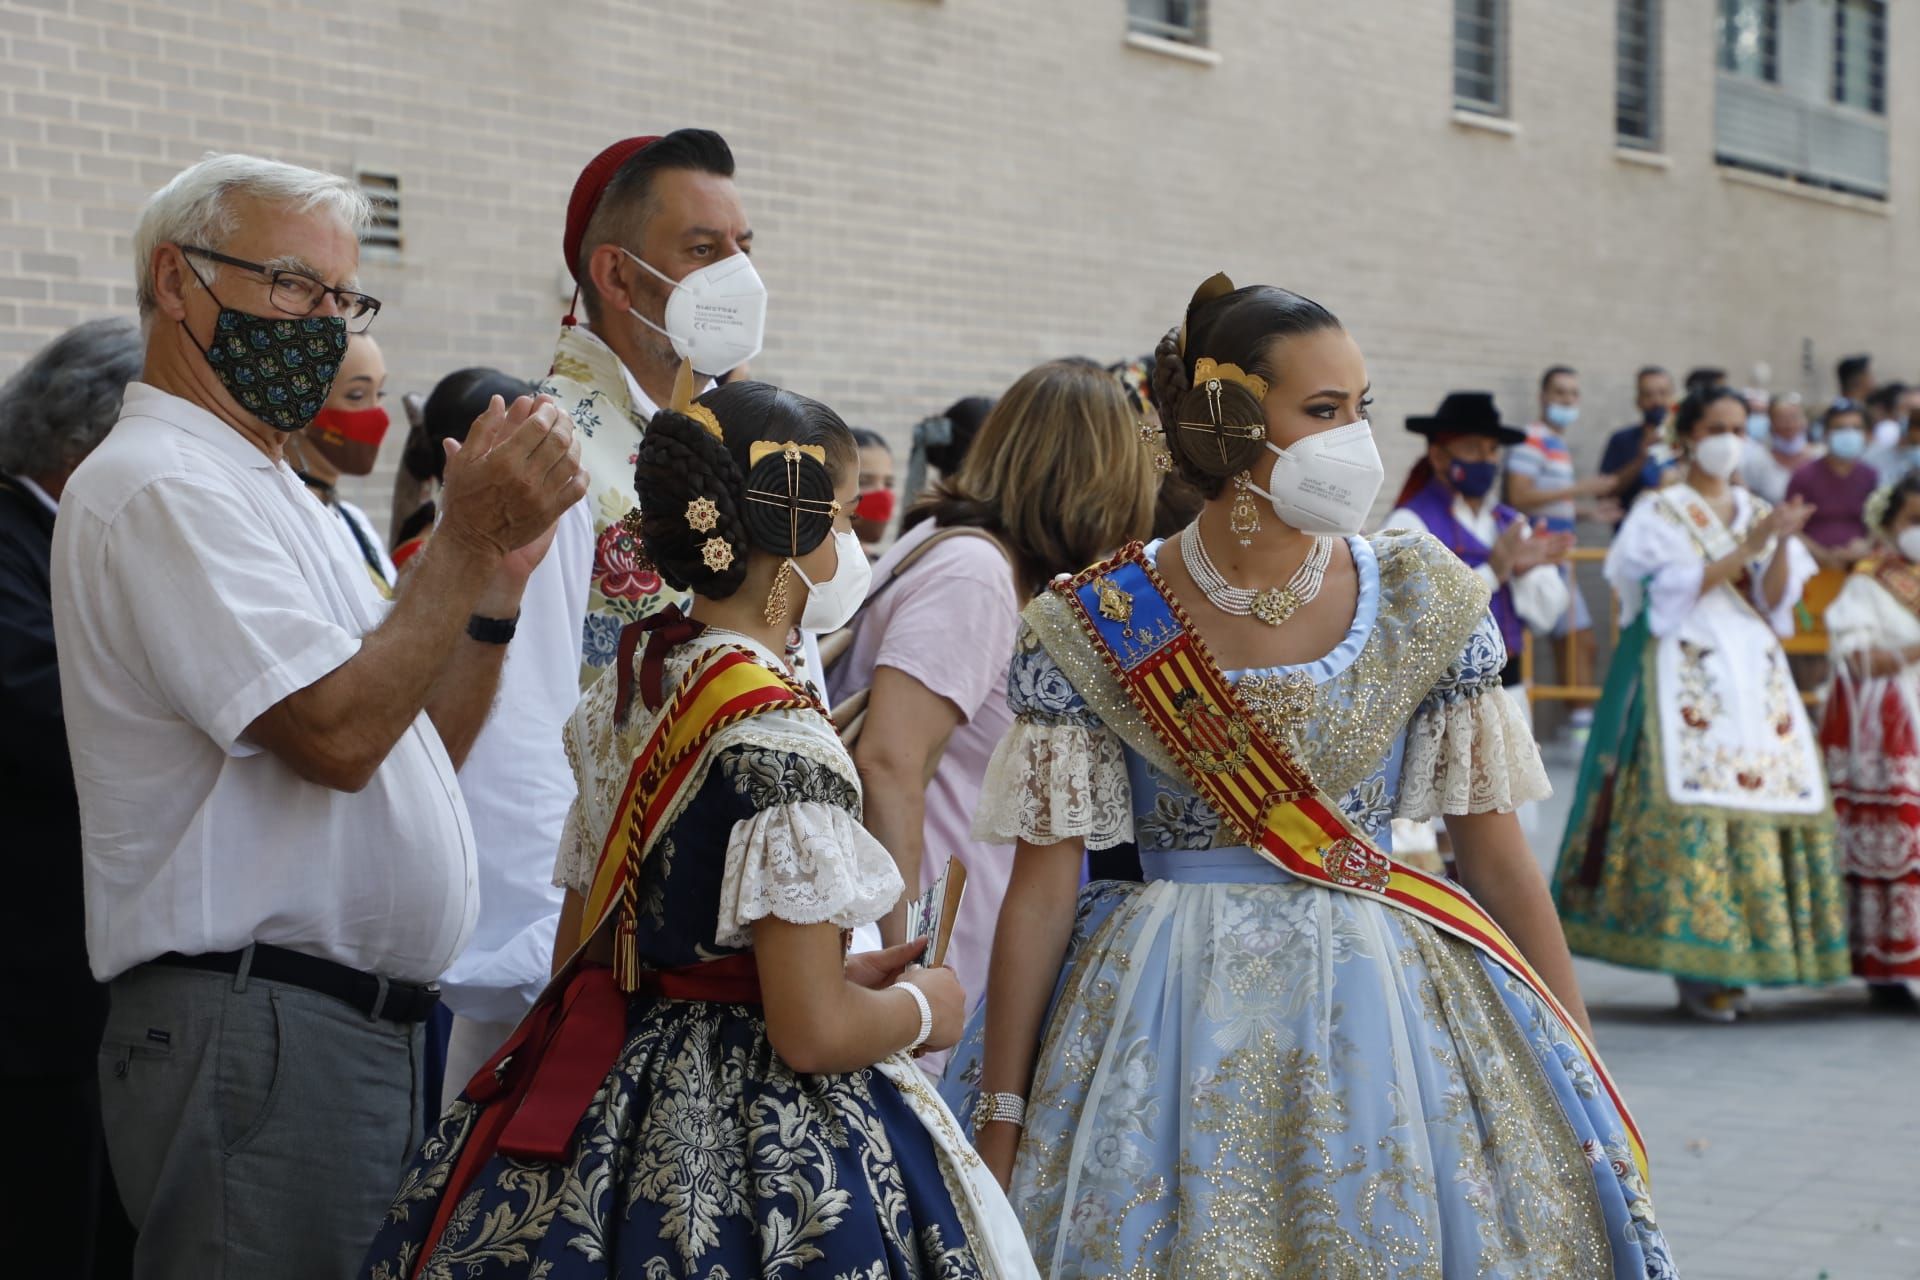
xmin=150 ymin=944 xmax=441 ymax=1024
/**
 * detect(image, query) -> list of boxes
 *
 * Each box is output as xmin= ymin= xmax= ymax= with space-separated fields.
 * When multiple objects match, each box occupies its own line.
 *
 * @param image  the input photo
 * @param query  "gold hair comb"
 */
xmin=1192 ymin=357 xmax=1269 ymax=403
xmin=748 ymin=440 xmax=828 ymax=466
xmin=667 ymin=357 xmax=724 ymax=440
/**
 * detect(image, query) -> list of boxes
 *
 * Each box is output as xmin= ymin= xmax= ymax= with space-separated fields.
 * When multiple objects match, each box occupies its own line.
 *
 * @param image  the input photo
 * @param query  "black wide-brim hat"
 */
xmin=1406 ymin=391 xmax=1524 ymax=446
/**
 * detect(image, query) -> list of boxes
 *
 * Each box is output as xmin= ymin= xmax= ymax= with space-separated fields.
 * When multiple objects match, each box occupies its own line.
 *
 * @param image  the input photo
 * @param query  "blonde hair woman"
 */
xmin=830 ymin=359 xmax=1155 ymax=1037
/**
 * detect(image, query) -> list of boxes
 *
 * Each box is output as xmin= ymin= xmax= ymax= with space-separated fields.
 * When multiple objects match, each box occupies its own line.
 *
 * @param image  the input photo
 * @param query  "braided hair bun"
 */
xmin=742 ymin=444 xmax=837 ymax=557
xmin=634 ymin=408 xmax=752 ymax=598
xmin=632 ymin=380 xmax=855 ymax=599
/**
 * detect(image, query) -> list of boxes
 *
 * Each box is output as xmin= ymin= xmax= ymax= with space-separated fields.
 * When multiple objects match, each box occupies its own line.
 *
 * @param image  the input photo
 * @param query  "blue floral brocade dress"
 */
xmin=940 ymin=533 xmax=1675 ymax=1279
xmin=362 ymin=633 xmax=1036 ymax=1280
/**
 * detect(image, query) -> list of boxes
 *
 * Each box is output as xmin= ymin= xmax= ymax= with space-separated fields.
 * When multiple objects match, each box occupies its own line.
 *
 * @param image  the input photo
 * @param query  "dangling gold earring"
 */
xmin=1230 ymin=472 xmax=1262 ymax=546
xmin=764 ymin=560 xmax=794 ymax=628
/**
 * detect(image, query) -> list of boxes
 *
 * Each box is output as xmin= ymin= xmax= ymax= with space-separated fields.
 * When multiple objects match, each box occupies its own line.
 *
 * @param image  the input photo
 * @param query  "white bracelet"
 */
xmin=895 ymin=980 xmax=933 ymax=1051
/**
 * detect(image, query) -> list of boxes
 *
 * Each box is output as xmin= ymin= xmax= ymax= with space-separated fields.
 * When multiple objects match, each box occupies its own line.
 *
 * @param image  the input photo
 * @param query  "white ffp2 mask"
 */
xmin=791 ymin=529 xmax=872 ymax=633
xmin=1692 ymin=433 xmax=1743 ymax=480
xmin=1248 ymin=420 xmax=1385 ymax=536
xmin=624 ymin=249 xmax=767 ymax=377
xmin=1897 ymin=527 xmax=1920 ymax=565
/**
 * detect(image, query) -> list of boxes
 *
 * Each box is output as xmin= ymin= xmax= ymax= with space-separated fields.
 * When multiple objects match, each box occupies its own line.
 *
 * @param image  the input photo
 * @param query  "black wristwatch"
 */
xmin=466 ymin=612 xmax=520 ymax=645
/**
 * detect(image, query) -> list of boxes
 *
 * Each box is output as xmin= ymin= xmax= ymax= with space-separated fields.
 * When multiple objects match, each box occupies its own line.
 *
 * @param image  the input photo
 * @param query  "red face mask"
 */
xmin=854 ymin=489 xmax=897 ymax=524
xmin=311 ymin=404 xmax=392 ymax=449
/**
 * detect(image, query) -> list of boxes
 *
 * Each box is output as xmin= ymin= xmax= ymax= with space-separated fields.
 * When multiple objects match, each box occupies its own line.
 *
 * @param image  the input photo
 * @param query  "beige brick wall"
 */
xmin=2 ymin=0 xmax=1913 ymax=532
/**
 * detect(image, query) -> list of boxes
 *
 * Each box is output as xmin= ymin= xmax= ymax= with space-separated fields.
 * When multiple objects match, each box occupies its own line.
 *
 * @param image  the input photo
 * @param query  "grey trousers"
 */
xmin=99 ymin=957 xmax=425 ymax=1280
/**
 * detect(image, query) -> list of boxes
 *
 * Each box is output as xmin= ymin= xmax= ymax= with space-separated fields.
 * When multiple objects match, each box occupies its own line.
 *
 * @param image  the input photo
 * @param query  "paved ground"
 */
xmin=1527 ymin=745 xmax=1920 ymax=1280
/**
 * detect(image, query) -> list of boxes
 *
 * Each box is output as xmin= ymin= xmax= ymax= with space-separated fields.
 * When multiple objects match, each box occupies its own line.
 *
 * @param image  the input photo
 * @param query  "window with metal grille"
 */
xmin=1453 ymin=0 xmax=1506 ymax=115
xmin=1713 ymin=0 xmax=1886 ymax=198
xmin=357 ymin=172 xmax=402 ymax=255
xmin=1128 ymin=0 xmax=1204 ymax=44
xmin=1835 ymin=0 xmax=1886 ymax=115
xmin=1616 ymin=0 xmax=1661 ymax=147
xmin=1717 ymin=0 xmax=1777 ymax=81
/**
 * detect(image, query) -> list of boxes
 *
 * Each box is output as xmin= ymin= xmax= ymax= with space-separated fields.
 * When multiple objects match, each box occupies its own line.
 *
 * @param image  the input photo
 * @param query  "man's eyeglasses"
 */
xmin=180 ymin=245 xmax=382 ymax=333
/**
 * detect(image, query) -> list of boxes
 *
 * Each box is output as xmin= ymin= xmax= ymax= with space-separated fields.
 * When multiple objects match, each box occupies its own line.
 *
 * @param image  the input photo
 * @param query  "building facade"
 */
xmin=0 ymin=0 xmax=1909 ymax=525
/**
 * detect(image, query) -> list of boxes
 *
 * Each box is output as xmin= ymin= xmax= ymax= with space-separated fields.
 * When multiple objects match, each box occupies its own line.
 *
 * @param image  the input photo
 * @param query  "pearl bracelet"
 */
xmin=973 ymin=1091 xmax=1027 ymax=1139
xmin=895 ymin=980 xmax=933 ymax=1052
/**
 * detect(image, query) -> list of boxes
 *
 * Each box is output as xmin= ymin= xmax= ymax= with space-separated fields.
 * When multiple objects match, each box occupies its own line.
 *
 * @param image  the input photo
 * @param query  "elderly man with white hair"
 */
xmin=52 ymin=153 xmax=586 ymax=1277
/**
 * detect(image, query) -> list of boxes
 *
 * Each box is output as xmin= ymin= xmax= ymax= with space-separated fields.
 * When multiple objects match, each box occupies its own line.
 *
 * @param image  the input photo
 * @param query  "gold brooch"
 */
xmin=1238 ymin=671 xmax=1315 ymax=734
xmin=701 ymin=537 xmax=734 ymax=571
xmin=1250 ymin=586 xmax=1301 ymax=628
xmin=685 ymin=496 xmax=719 ymax=532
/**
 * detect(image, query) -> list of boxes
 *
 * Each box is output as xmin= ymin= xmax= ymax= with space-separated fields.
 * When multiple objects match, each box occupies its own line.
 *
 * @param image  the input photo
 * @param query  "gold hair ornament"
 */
xmin=745 ymin=441 xmax=841 ymax=556
xmin=685 ymin=496 xmax=719 ymax=533
xmin=701 ymin=537 xmax=735 ymax=572
xmin=1192 ymin=357 xmax=1269 ymax=403
xmin=668 ymin=357 xmax=724 ymax=440
xmin=1139 ymin=418 xmax=1173 ymax=474
xmin=749 ymin=440 xmax=828 ymax=467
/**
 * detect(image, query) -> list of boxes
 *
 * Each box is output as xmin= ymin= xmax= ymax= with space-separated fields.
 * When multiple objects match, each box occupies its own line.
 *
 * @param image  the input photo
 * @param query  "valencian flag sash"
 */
xmin=409 ymin=628 xmax=813 ymax=1276
xmin=1055 ymin=544 xmax=1649 ymax=1183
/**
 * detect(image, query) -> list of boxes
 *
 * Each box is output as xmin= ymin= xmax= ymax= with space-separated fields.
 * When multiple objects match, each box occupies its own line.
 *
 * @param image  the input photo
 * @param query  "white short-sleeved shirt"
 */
xmin=53 ymin=384 xmax=477 ymax=984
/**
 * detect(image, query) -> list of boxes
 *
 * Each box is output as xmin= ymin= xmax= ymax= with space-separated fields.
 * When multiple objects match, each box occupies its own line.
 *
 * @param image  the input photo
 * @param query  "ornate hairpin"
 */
xmin=1138 ymin=418 xmax=1173 ymax=474
xmin=745 ymin=439 xmax=838 ymax=558
xmin=701 ymin=537 xmax=734 ymax=571
xmin=685 ymin=496 xmax=719 ymax=532
xmin=748 ymin=440 xmax=828 ymax=466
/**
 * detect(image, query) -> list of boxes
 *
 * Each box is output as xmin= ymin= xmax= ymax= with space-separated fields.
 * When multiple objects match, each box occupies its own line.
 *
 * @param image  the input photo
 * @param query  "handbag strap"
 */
xmin=831 ymin=525 xmax=1017 ymax=665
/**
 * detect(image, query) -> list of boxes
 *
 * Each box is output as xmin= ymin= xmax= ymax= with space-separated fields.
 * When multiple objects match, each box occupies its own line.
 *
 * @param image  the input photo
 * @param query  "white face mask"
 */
xmin=791 ymin=529 xmax=872 ymax=633
xmin=1247 ymin=420 xmax=1385 ymax=537
xmin=1898 ymin=527 xmax=1920 ymax=565
xmin=623 ymin=249 xmax=767 ymax=377
xmin=1692 ymin=433 xmax=1743 ymax=479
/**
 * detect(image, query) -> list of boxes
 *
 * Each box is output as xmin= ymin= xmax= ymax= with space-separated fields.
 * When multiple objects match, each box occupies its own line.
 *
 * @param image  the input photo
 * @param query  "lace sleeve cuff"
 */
xmin=716 ymin=800 xmax=905 ymax=948
xmin=552 ymin=800 xmax=594 ymax=898
xmin=1395 ymin=683 xmax=1552 ymax=820
xmin=972 ymin=715 xmax=1134 ymax=850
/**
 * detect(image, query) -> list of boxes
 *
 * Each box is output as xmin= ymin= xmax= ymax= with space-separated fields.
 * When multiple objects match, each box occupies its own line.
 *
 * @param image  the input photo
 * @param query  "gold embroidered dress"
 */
xmin=1554 ymin=484 xmax=1849 ymax=986
xmin=941 ymin=532 xmax=1672 ymax=1279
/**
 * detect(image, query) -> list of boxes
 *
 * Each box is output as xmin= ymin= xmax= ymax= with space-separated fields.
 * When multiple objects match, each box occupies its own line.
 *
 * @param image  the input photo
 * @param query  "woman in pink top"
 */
xmin=831 ymin=361 xmax=1155 ymax=1041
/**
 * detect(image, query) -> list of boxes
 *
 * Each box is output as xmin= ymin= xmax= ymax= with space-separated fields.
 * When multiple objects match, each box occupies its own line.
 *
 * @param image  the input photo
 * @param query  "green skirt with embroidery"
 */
xmin=1551 ymin=613 xmax=1850 ymax=986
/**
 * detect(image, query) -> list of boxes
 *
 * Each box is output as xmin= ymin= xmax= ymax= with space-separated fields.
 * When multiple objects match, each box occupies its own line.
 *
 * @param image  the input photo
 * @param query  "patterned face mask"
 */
xmin=186 ymin=299 xmax=348 ymax=433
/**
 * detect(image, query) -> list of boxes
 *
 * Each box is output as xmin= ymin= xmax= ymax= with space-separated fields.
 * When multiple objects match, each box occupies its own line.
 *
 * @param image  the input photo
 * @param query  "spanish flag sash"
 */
xmin=1054 ymin=544 xmax=1648 ymax=1181
xmin=578 ymin=642 xmax=817 ymax=989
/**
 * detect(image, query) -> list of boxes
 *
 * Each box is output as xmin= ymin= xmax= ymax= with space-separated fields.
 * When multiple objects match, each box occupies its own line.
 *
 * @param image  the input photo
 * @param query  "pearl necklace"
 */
xmin=1181 ymin=521 xmax=1331 ymax=628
